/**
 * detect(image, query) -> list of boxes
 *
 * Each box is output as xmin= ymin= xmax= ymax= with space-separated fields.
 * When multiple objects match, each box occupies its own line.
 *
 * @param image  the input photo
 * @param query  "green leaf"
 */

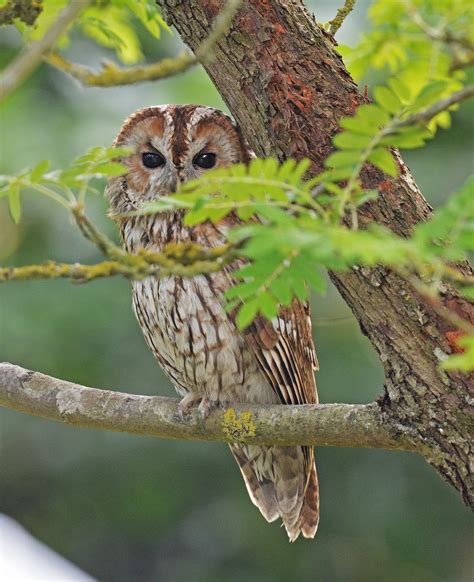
xmin=270 ymin=277 xmax=293 ymax=305
xmin=460 ymin=286 xmax=474 ymax=301
xmin=304 ymin=267 xmax=327 ymax=294
xmin=414 ymin=176 xmax=474 ymax=259
xmin=333 ymin=132 xmax=372 ymax=150
xmin=356 ymin=104 xmax=390 ymax=127
xmin=236 ymin=298 xmax=260 ymax=329
xmin=225 ymin=280 xmax=262 ymax=300
xmin=368 ymin=148 xmax=398 ymax=176
xmin=441 ymin=335 xmax=474 ymax=372
xmin=30 ymin=160 xmax=51 ymax=183
xmin=413 ymin=80 xmax=450 ymax=109
xmin=91 ymin=162 xmax=127 ymax=177
xmin=340 ymin=116 xmax=377 ymax=136
xmin=325 ymin=151 xmax=360 ymax=169
xmin=8 ymin=183 xmax=21 ymax=223
xmin=374 ymin=86 xmax=401 ymax=114
xmin=291 ymin=276 xmax=308 ymax=301
xmin=258 ymin=291 xmax=278 ymax=320
xmin=380 ymin=127 xmax=431 ymax=149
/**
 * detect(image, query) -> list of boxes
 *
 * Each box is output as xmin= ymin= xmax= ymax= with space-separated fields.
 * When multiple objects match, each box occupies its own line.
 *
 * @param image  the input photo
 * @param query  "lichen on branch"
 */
xmin=0 ymin=0 xmax=42 ymax=26
xmin=0 ymin=363 xmax=418 ymax=451
xmin=0 ymin=242 xmax=236 ymax=284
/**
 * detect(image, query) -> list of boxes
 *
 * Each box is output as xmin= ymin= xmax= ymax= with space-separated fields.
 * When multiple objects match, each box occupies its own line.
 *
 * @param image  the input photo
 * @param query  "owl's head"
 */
xmin=107 ymin=104 xmax=252 ymax=215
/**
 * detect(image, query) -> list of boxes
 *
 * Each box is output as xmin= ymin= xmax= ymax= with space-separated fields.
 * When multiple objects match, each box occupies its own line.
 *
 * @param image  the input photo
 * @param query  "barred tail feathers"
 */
xmin=229 ymin=444 xmax=319 ymax=541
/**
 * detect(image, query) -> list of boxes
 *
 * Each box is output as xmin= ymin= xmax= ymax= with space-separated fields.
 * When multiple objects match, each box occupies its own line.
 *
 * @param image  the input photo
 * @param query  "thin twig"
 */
xmin=328 ymin=0 xmax=356 ymax=37
xmin=70 ymin=205 xmax=125 ymax=260
xmin=0 ymin=0 xmax=91 ymax=101
xmin=46 ymin=51 xmax=196 ymax=88
xmin=410 ymin=10 xmax=473 ymax=51
xmin=47 ymin=0 xmax=243 ymax=88
xmin=395 ymin=85 xmax=474 ymax=128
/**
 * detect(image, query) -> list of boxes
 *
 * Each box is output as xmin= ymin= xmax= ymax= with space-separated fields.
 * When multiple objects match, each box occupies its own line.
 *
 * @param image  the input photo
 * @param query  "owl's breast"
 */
xmin=132 ymin=273 xmax=276 ymax=405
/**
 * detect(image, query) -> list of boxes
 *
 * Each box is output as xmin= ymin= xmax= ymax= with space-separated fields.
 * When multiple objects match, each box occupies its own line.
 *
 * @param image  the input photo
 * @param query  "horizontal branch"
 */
xmin=0 ymin=243 xmax=234 ymax=283
xmin=47 ymin=0 xmax=243 ymax=88
xmin=0 ymin=363 xmax=418 ymax=451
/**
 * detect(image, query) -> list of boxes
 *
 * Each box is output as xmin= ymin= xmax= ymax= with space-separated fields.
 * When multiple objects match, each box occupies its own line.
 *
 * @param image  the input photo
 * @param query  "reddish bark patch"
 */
xmin=378 ymin=180 xmax=393 ymax=192
xmin=273 ymin=23 xmax=286 ymax=34
xmin=446 ymin=330 xmax=466 ymax=354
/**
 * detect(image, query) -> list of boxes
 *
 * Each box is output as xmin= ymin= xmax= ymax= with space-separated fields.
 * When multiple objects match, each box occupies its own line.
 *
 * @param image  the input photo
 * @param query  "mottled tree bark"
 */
xmin=156 ymin=0 xmax=474 ymax=506
xmin=0 ymin=363 xmax=417 ymax=451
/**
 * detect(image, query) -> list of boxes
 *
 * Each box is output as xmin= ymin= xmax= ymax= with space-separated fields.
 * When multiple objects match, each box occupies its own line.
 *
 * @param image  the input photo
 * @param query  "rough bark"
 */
xmin=0 ymin=363 xmax=417 ymax=451
xmin=156 ymin=0 xmax=474 ymax=506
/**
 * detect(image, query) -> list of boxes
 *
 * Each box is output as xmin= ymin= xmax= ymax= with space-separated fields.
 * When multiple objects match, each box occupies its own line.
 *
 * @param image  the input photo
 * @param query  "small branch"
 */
xmin=46 ymin=51 xmax=196 ymax=88
xmin=0 ymin=363 xmax=417 ymax=451
xmin=0 ymin=243 xmax=235 ymax=284
xmin=450 ymin=54 xmax=474 ymax=72
xmin=328 ymin=0 xmax=356 ymax=37
xmin=0 ymin=260 xmax=155 ymax=283
xmin=410 ymin=10 xmax=473 ymax=51
xmin=47 ymin=0 xmax=243 ymax=88
xmin=71 ymin=205 xmax=125 ymax=260
xmin=396 ymin=85 xmax=474 ymax=128
xmin=0 ymin=0 xmax=91 ymax=101
xmin=0 ymin=0 xmax=42 ymax=26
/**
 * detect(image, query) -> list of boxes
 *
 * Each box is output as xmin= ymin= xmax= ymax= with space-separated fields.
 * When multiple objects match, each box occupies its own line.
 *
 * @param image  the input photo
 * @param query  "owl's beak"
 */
xmin=168 ymin=178 xmax=178 ymax=194
xmin=169 ymin=167 xmax=184 ymax=193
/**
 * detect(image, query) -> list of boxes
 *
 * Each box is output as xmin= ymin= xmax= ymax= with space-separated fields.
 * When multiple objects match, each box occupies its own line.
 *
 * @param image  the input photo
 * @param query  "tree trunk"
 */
xmin=156 ymin=0 xmax=474 ymax=506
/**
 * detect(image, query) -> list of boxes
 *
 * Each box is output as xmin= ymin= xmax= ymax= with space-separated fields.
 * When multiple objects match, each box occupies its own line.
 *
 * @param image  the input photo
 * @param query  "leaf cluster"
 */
xmin=338 ymin=0 xmax=472 ymax=129
xmin=7 ymin=0 xmax=170 ymax=64
xmin=0 ymin=145 xmax=129 ymax=222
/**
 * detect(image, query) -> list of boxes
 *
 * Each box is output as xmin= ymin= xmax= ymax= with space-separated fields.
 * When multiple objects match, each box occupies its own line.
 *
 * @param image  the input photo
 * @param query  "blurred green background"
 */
xmin=1 ymin=1 xmax=473 ymax=580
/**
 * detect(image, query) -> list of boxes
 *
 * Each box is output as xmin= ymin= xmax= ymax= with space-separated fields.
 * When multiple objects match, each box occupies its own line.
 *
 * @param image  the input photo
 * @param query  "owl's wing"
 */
xmin=241 ymin=299 xmax=319 ymax=406
xmin=233 ymin=297 xmax=320 ymax=539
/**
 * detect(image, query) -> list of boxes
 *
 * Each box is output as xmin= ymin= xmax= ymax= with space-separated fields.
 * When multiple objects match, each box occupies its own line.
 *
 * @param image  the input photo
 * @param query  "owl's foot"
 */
xmin=178 ymin=393 xmax=218 ymax=420
xmin=178 ymin=392 xmax=203 ymax=419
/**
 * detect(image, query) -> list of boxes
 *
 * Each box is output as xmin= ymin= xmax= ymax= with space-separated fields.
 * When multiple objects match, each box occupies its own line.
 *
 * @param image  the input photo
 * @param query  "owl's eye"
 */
xmin=193 ymin=152 xmax=216 ymax=169
xmin=142 ymin=152 xmax=166 ymax=169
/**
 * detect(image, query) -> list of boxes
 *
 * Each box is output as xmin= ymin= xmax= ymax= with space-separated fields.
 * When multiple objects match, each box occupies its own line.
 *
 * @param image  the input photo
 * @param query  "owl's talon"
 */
xmin=197 ymin=396 xmax=212 ymax=419
xmin=198 ymin=396 xmax=222 ymax=420
xmin=178 ymin=392 xmax=203 ymax=419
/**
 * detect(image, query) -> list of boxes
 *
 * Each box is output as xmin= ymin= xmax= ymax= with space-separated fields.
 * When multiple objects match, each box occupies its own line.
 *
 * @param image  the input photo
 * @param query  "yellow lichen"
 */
xmin=222 ymin=408 xmax=257 ymax=444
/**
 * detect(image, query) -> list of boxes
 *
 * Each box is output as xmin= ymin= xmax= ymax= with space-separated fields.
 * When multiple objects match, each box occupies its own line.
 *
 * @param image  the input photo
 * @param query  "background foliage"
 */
xmin=0 ymin=0 xmax=473 ymax=580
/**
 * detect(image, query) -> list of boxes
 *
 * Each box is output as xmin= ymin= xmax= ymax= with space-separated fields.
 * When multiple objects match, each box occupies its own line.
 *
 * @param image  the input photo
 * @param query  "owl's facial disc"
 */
xmin=109 ymin=105 xmax=252 ymax=213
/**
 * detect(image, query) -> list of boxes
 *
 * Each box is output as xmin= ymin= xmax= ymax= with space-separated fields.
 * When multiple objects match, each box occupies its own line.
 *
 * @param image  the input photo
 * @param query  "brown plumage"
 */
xmin=106 ymin=105 xmax=320 ymax=540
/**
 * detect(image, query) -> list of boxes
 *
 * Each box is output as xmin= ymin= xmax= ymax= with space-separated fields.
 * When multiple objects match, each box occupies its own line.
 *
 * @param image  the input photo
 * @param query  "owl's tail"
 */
xmin=229 ymin=444 xmax=319 ymax=541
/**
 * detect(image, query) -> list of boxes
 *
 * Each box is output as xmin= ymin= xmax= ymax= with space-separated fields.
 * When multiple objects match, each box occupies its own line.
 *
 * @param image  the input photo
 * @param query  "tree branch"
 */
xmin=0 ymin=0 xmax=91 ymax=101
xmin=46 ymin=51 xmax=196 ymax=88
xmin=46 ymin=0 xmax=243 ymax=88
xmin=328 ymin=0 xmax=356 ymax=36
xmin=396 ymin=85 xmax=474 ymax=128
xmin=0 ymin=242 xmax=235 ymax=283
xmin=0 ymin=363 xmax=417 ymax=451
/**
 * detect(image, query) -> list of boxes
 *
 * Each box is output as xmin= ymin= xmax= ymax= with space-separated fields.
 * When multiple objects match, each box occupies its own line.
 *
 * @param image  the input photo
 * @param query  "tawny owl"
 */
xmin=106 ymin=105 xmax=320 ymax=541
